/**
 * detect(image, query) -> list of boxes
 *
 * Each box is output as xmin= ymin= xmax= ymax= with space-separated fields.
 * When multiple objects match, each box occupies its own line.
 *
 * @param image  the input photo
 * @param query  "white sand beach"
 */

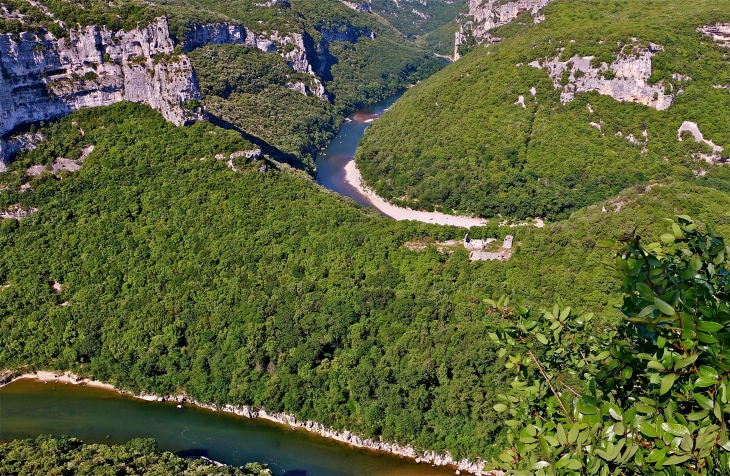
xmin=2 ymin=371 xmax=116 ymax=391
xmin=343 ymin=160 xmax=488 ymax=228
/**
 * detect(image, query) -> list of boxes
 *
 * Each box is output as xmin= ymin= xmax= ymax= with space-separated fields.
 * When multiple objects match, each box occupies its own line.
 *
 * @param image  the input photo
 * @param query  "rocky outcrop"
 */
xmin=181 ymin=23 xmax=328 ymax=99
xmin=678 ymin=121 xmax=726 ymax=163
xmin=699 ymin=24 xmax=730 ymax=48
xmin=455 ymin=0 xmax=554 ymax=58
xmin=145 ymin=394 xmax=493 ymax=475
xmin=339 ymin=0 xmax=372 ymax=12
xmin=0 ymin=17 xmax=202 ymax=140
xmin=0 ymin=133 xmax=44 ymax=172
xmin=529 ymin=43 xmax=676 ymax=110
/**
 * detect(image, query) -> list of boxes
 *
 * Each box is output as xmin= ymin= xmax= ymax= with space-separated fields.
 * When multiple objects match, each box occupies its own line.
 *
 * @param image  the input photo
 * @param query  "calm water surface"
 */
xmin=314 ymin=92 xmax=404 ymax=209
xmin=0 ymin=380 xmax=455 ymax=476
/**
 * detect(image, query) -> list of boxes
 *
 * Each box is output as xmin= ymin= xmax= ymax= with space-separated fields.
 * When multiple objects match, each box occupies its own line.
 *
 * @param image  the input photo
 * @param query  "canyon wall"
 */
xmin=0 ymin=17 xmax=202 ymax=139
xmin=455 ymin=0 xmax=553 ymax=58
xmin=528 ymin=43 xmax=677 ymax=110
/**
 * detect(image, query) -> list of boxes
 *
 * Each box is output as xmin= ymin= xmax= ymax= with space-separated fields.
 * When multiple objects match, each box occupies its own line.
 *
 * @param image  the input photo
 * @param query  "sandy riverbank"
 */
xmin=343 ymin=160 xmax=488 ymax=228
xmin=1 ymin=370 xmax=498 ymax=475
xmin=1 ymin=371 xmax=116 ymax=391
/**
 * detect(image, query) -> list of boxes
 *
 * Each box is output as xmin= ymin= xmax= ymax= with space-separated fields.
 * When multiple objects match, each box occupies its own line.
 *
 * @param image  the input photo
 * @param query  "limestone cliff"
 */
xmin=0 ymin=17 xmax=202 ymax=139
xmin=182 ymin=23 xmax=327 ymax=98
xmin=455 ymin=0 xmax=553 ymax=58
xmin=528 ymin=43 xmax=677 ymax=110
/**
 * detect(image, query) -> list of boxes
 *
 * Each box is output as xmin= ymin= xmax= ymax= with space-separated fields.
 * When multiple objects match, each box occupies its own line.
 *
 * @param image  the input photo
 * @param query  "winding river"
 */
xmin=315 ymin=94 xmax=487 ymax=228
xmin=0 ymin=379 xmax=455 ymax=475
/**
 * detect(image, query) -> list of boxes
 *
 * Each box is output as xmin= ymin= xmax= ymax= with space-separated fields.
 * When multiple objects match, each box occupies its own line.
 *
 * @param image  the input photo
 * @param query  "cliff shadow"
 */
xmin=204 ymin=114 xmax=310 ymax=172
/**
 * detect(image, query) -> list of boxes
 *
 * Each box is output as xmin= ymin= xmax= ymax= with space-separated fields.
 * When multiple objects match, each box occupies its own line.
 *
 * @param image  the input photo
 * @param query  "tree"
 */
xmin=487 ymin=216 xmax=730 ymax=475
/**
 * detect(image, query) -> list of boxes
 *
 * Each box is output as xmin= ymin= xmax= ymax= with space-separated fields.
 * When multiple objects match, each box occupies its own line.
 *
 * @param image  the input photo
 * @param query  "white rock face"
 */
xmin=339 ymin=0 xmax=372 ymax=12
xmin=0 ymin=17 xmax=203 ymax=140
xmin=0 ymin=133 xmax=44 ymax=172
xmin=698 ymin=24 xmax=730 ymax=48
xmin=455 ymin=0 xmax=554 ymax=57
xmin=678 ymin=121 xmax=725 ymax=163
xmin=529 ymin=43 xmax=675 ymax=110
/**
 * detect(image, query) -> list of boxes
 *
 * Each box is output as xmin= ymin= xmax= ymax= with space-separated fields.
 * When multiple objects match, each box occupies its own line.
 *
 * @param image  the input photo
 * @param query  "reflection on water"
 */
xmin=0 ymin=380 xmax=455 ymax=476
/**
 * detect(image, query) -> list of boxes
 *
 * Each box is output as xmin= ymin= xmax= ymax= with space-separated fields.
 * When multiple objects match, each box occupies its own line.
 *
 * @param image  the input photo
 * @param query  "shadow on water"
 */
xmin=282 ymin=471 xmax=308 ymax=476
xmin=314 ymin=91 xmax=405 ymax=210
xmin=176 ymin=448 xmax=210 ymax=459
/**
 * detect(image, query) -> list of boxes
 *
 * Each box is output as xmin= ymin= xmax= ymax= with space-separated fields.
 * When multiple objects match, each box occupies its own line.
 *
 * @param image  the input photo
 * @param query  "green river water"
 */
xmin=0 ymin=379 xmax=457 ymax=475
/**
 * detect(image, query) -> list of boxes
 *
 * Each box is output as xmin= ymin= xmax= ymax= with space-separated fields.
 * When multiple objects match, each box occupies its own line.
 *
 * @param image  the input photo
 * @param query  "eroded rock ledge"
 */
xmin=0 ymin=17 xmax=202 ymax=140
xmin=528 ymin=42 xmax=677 ymax=110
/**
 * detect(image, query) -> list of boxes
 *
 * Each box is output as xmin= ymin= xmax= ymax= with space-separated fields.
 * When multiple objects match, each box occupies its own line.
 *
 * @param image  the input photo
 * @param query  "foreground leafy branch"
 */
xmin=487 ymin=217 xmax=730 ymax=475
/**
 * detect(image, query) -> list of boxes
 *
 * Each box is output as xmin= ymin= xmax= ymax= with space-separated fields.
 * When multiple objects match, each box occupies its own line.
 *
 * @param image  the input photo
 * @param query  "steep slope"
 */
xmin=357 ymin=0 xmax=730 ymax=220
xmin=371 ymin=0 xmax=468 ymax=39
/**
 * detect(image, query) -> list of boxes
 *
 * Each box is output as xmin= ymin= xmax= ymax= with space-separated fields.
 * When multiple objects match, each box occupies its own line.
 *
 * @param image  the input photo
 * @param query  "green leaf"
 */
xmin=499 ymin=452 xmax=514 ymax=463
xmin=695 ymin=376 xmax=718 ymax=388
xmin=698 ymin=332 xmax=718 ymax=344
xmin=493 ymin=403 xmax=508 ymax=412
xmin=696 ymin=321 xmax=723 ymax=333
xmin=694 ymin=393 xmax=714 ymax=410
xmin=654 ymin=297 xmax=676 ymax=316
xmin=636 ymin=282 xmax=655 ymax=301
xmin=535 ymin=333 xmax=549 ymax=345
xmin=672 ymin=223 xmax=683 ymax=237
xmin=686 ymin=410 xmax=709 ymax=421
xmin=660 ymin=373 xmax=677 ymax=395
xmin=636 ymin=403 xmax=656 ymax=414
xmin=663 ymin=454 xmax=692 ymax=465
xmin=698 ymin=366 xmax=719 ymax=380
xmin=661 ymin=422 xmax=689 ymax=437
xmin=647 ymin=360 xmax=665 ymax=371
xmin=638 ymin=421 xmax=658 ymax=438
xmin=661 ymin=234 xmax=676 ymax=243
xmin=576 ymin=400 xmax=599 ymax=415
xmin=674 ymin=354 xmax=698 ymax=371
xmin=690 ymin=255 xmax=702 ymax=272
xmin=556 ymin=424 xmax=567 ymax=445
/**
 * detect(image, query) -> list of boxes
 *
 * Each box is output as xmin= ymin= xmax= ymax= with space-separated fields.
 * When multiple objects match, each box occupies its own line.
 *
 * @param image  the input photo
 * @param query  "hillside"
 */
xmin=372 ymin=0 xmax=467 ymax=39
xmin=356 ymin=0 xmax=730 ymax=220
xmin=2 ymin=102 xmax=730 ymax=465
xmin=3 ymin=0 xmax=730 ymax=472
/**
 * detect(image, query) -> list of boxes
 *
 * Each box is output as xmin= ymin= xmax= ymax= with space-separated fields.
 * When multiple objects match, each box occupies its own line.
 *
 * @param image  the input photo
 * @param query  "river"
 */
xmin=0 ymin=379 xmax=456 ymax=476
xmin=315 ymin=94 xmax=487 ymax=228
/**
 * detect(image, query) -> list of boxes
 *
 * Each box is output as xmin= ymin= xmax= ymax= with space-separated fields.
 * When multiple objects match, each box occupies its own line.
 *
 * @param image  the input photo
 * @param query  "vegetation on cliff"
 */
xmin=372 ymin=0 xmax=467 ymax=39
xmin=357 ymin=0 xmax=730 ymax=220
xmin=0 ymin=435 xmax=272 ymax=475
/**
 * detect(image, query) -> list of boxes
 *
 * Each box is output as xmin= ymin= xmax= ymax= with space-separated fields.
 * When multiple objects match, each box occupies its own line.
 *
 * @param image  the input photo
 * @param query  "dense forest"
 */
xmin=0 ymin=435 xmax=272 ymax=475
xmin=357 ymin=0 xmax=730 ymax=220
xmin=1 ymin=103 xmax=730 ymax=463
xmin=371 ymin=0 xmax=467 ymax=39
xmin=2 ymin=0 xmax=730 ymax=471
